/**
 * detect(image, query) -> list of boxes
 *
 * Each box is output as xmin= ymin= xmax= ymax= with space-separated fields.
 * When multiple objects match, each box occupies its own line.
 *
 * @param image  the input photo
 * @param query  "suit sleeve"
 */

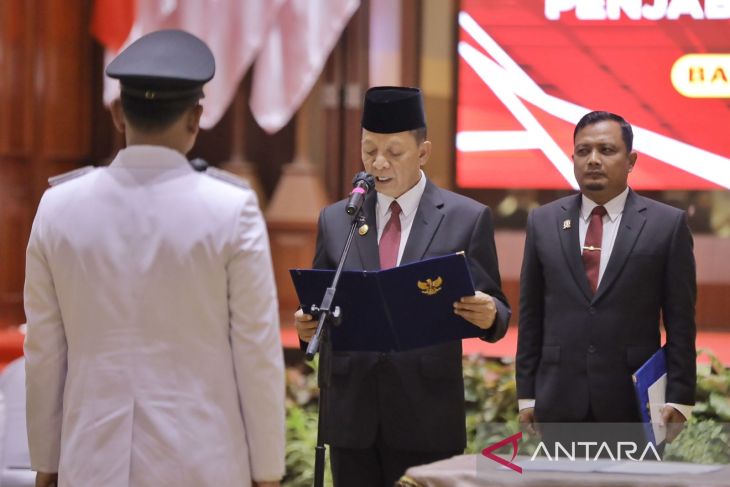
xmin=227 ymin=191 xmax=285 ymax=481
xmin=516 ymin=210 xmax=544 ymax=399
xmin=469 ymin=205 xmax=511 ymax=342
xmin=23 ymin=198 xmax=67 ymax=472
xmin=662 ymin=211 xmax=697 ymax=405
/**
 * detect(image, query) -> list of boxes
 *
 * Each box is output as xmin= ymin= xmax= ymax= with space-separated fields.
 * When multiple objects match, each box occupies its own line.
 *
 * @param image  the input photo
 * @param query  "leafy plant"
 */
xmin=664 ymin=417 xmax=730 ymax=464
xmin=463 ymin=354 xmax=538 ymax=455
xmin=663 ymin=348 xmax=730 ymax=464
xmin=283 ymin=358 xmax=333 ymax=487
xmin=693 ymin=348 xmax=730 ymax=421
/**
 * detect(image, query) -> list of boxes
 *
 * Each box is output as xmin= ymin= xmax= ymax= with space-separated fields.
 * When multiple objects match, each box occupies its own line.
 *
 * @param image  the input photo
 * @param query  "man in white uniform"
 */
xmin=24 ymin=30 xmax=285 ymax=487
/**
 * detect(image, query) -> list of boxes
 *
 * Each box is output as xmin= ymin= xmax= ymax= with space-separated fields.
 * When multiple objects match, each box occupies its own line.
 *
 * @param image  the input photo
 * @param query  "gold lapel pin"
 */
xmin=358 ymin=224 xmax=369 ymax=236
xmin=562 ymin=219 xmax=571 ymax=230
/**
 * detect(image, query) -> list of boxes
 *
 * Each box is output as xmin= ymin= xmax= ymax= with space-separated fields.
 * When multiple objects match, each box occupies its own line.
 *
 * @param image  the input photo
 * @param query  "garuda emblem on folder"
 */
xmin=417 ymin=277 xmax=443 ymax=296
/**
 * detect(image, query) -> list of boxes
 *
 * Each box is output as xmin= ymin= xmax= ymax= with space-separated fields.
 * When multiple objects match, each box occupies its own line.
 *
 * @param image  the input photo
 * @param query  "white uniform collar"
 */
xmin=376 ymin=170 xmax=427 ymax=219
xmin=581 ymin=186 xmax=629 ymax=223
xmin=110 ymin=145 xmax=192 ymax=170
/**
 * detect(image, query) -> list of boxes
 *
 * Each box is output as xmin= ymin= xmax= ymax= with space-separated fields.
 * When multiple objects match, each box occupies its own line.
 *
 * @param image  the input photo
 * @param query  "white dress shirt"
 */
xmin=579 ymin=187 xmax=629 ymax=287
xmin=519 ymin=187 xmax=693 ymax=420
xmin=375 ymin=170 xmax=427 ymax=266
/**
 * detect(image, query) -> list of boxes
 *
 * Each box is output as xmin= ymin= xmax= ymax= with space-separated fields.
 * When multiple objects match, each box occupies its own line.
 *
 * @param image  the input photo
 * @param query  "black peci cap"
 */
xmin=361 ymin=86 xmax=426 ymax=134
xmin=106 ymin=29 xmax=215 ymax=101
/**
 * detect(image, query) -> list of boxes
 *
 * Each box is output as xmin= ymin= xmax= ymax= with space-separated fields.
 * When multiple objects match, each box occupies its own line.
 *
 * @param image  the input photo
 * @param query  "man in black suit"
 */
xmin=517 ymin=111 xmax=696 ymax=442
xmin=295 ymin=86 xmax=510 ymax=486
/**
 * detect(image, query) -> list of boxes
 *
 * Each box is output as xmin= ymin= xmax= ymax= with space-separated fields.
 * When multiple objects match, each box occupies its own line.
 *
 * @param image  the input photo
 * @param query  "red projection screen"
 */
xmin=455 ymin=0 xmax=730 ymax=190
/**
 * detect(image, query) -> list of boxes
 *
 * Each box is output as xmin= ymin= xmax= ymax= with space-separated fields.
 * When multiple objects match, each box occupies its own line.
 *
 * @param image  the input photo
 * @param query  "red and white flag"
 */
xmin=90 ymin=0 xmax=136 ymax=52
xmin=102 ymin=0 xmax=286 ymax=129
xmin=250 ymin=0 xmax=360 ymax=134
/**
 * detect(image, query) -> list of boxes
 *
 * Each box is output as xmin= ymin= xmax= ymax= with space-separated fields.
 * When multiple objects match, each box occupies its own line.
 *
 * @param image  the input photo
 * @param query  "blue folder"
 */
xmin=290 ymin=252 xmax=482 ymax=352
xmin=632 ymin=347 xmax=667 ymax=445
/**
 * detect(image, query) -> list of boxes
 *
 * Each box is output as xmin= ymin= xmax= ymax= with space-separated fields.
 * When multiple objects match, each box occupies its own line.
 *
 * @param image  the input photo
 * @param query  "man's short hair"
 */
xmin=411 ymin=126 xmax=428 ymax=144
xmin=573 ymin=111 xmax=633 ymax=153
xmin=120 ymin=93 xmax=200 ymax=132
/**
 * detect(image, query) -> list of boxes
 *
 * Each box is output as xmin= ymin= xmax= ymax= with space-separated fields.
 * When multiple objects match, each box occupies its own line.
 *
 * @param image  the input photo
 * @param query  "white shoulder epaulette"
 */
xmin=205 ymin=167 xmax=251 ymax=189
xmin=48 ymin=166 xmax=96 ymax=187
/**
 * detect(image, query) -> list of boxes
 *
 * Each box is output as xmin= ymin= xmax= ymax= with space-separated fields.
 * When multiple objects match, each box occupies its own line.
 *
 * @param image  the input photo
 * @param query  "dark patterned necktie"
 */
xmin=379 ymin=201 xmax=402 ymax=269
xmin=582 ymin=205 xmax=607 ymax=293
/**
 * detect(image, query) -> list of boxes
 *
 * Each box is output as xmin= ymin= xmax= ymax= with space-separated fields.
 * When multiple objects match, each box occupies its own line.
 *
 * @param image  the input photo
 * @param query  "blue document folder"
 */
xmin=290 ymin=252 xmax=482 ymax=352
xmin=632 ymin=347 xmax=667 ymax=445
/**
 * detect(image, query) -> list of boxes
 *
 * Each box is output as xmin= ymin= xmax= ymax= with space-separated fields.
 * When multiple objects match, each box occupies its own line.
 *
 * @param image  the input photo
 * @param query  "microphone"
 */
xmin=346 ymin=172 xmax=375 ymax=215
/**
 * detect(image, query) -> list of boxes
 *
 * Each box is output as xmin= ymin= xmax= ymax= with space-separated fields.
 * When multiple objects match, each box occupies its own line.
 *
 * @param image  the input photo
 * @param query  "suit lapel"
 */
xmin=593 ymin=190 xmax=646 ymax=303
xmin=558 ymin=194 xmax=593 ymax=301
xmin=355 ymin=191 xmax=380 ymax=270
xmin=401 ymin=180 xmax=444 ymax=265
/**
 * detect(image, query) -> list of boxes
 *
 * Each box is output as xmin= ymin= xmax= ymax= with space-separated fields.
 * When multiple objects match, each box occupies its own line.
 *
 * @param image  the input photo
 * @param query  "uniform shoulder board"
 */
xmin=205 ymin=167 xmax=251 ymax=189
xmin=48 ymin=166 xmax=96 ymax=187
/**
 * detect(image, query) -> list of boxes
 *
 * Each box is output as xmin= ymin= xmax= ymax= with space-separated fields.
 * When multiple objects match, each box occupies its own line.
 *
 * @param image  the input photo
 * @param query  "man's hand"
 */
xmin=253 ymin=482 xmax=281 ymax=487
xmin=661 ymin=405 xmax=687 ymax=443
xmin=35 ymin=472 xmax=58 ymax=487
xmin=518 ymin=407 xmax=540 ymax=437
xmin=454 ymin=291 xmax=496 ymax=330
xmin=294 ymin=308 xmax=317 ymax=342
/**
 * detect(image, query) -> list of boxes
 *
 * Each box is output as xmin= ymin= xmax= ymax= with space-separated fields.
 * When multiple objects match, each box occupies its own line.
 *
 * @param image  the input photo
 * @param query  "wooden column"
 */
xmin=266 ymin=89 xmax=330 ymax=317
xmin=321 ymin=0 xmax=370 ymax=200
xmin=400 ymin=0 xmax=422 ymax=87
xmin=219 ymin=81 xmax=268 ymax=207
xmin=0 ymin=0 xmax=93 ymax=328
xmin=0 ymin=0 xmax=33 ymax=328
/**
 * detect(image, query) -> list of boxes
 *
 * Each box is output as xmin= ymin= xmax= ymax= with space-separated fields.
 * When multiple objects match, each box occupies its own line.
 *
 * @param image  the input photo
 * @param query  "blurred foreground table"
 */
xmin=399 ymin=454 xmax=730 ymax=487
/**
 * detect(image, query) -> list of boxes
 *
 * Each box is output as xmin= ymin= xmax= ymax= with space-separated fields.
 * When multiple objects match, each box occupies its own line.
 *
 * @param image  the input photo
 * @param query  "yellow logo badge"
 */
xmin=671 ymin=54 xmax=730 ymax=98
xmin=418 ymin=277 xmax=443 ymax=296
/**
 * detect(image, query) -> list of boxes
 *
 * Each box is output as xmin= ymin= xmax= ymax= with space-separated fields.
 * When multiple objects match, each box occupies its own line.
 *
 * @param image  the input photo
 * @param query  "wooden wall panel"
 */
xmin=36 ymin=0 xmax=92 ymax=160
xmin=0 ymin=0 xmax=33 ymax=156
xmin=339 ymin=1 xmax=371 ymax=198
xmin=696 ymin=284 xmax=730 ymax=331
xmin=0 ymin=0 xmax=93 ymax=328
xmin=400 ymin=0 xmax=421 ymax=87
xmin=322 ymin=47 xmax=344 ymax=202
xmin=498 ymin=279 xmax=729 ymax=335
xmin=0 ymin=159 xmax=33 ymax=328
xmin=268 ymin=223 xmax=319 ymax=316
xmin=0 ymin=0 xmax=33 ymax=327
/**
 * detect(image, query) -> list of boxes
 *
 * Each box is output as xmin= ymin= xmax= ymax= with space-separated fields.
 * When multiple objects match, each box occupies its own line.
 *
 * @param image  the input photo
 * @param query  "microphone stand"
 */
xmin=306 ymin=207 xmax=367 ymax=487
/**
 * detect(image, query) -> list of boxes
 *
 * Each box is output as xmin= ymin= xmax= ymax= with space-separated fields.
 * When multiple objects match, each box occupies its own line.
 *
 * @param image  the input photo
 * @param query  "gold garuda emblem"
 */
xmin=417 ymin=276 xmax=443 ymax=296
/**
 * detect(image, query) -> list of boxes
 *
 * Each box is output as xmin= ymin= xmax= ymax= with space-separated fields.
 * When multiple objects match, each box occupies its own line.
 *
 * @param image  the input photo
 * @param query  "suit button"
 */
xmin=588 ymin=307 xmax=596 ymax=315
xmin=588 ymin=345 xmax=596 ymax=354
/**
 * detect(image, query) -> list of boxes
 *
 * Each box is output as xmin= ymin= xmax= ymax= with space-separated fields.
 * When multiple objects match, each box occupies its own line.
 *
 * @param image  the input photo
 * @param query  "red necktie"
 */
xmin=582 ymin=205 xmax=607 ymax=294
xmin=379 ymin=201 xmax=402 ymax=269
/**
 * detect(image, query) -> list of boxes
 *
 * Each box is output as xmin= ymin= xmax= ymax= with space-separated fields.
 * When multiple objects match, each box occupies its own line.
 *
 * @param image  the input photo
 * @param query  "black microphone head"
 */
xmin=352 ymin=172 xmax=375 ymax=193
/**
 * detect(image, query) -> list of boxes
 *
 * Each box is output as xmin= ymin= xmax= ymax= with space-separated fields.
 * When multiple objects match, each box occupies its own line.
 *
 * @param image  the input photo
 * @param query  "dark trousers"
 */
xmin=330 ymin=434 xmax=460 ymax=487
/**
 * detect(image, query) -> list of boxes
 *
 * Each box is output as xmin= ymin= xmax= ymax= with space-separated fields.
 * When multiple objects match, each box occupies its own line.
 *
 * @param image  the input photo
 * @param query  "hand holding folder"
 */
xmin=290 ymin=253 xmax=483 ymax=352
xmin=632 ymin=347 xmax=667 ymax=445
